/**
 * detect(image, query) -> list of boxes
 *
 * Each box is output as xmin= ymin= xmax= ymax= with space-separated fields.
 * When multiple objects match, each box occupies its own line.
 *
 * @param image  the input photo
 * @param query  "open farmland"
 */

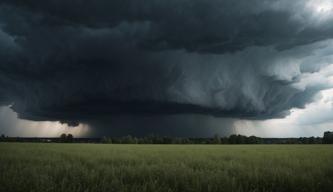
xmin=0 ymin=143 xmax=332 ymax=192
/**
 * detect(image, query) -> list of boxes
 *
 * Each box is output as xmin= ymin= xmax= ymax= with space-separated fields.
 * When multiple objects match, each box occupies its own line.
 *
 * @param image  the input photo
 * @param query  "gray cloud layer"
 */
xmin=0 ymin=0 xmax=333 ymax=128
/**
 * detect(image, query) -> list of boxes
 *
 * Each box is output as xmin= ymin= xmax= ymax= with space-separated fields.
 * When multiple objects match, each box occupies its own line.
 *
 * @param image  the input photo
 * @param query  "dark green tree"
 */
xmin=323 ymin=131 xmax=333 ymax=144
xmin=229 ymin=135 xmax=238 ymax=144
xmin=66 ymin=134 xmax=74 ymax=143
xmin=59 ymin=133 xmax=74 ymax=142
xmin=102 ymin=137 xmax=113 ymax=144
xmin=212 ymin=134 xmax=221 ymax=144
xmin=60 ymin=133 xmax=67 ymax=142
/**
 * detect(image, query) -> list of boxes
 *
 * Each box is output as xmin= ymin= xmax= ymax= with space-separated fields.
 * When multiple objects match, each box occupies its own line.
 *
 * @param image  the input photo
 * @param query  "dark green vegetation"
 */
xmin=0 ymin=143 xmax=332 ymax=192
xmin=0 ymin=133 xmax=326 ymax=144
xmin=323 ymin=131 xmax=333 ymax=144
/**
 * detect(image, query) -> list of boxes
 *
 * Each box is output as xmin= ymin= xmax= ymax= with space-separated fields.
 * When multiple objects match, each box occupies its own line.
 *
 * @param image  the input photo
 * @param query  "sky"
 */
xmin=0 ymin=0 xmax=333 ymax=138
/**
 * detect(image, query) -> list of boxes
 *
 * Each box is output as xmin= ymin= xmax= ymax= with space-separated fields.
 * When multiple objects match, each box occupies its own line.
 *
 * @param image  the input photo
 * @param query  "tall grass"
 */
xmin=0 ymin=143 xmax=332 ymax=192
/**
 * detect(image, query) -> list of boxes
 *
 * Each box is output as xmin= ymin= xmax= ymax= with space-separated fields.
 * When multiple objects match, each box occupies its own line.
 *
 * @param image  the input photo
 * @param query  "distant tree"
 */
xmin=123 ymin=135 xmax=132 ymax=144
xmin=0 ymin=134 xmax=5 ymax=142
xmin=306 ymin=137 xmax=312 ymax=144
xmin=66 ymin=134 xmax=74 ymax=143
xmin=121 ymin=135 xmax=138 ymax=144
xmin=60 ymin=133 xmax=67 ymax=142
xmin=237 ymin=135 xmax=246 ymax=144
xmin=221 ymin=137 xmax=229 ymax=144
xmin=102 ymin=137 xmax=113 ymax=144
xmin=229 ymin=134 xmax=238 ymax=144
xmin=102 ymin=136 xmax=107 ymax=143
xmin=141 ymin=134 xmax=154 ymax=144
xmin=162 ymin=137 xmax=173 ymax=144
xmin=59 ymin=133 xmax=74 ymax=143
xmin=133 ymin=137 xmax=138 ymax=144
xmin=212 ymin=134 xmax=221 ymax=144
xmin=323 ymin=131 xmax=333 ymax=144
xmin=248 ymin=136 xmax=259 ymax=144
xmin=171 ymin=137 xmax=183 ymax=144
xmin=315 ymin=137 xmax=322 ymax=144
xmin=182 ymin=138 xmax=191 ymax=144
xmin=144 ymin=134 xmax=164 ymax=144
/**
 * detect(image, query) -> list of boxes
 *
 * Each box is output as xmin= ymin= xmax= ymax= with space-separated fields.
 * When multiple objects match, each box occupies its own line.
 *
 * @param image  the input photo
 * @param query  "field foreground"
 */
xmin=0 ymin=143 xmax=332 ymax=192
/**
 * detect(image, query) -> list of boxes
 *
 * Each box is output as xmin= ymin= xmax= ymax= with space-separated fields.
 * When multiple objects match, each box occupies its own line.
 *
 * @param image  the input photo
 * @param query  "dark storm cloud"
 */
xmin=0 ymin=0 xmax=333 ymax=128
xmin=1 ymin=0 xmax=333 ymax=53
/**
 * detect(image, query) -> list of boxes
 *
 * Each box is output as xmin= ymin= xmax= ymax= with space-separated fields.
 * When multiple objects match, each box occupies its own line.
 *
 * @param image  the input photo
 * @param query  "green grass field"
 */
xmin=0 ymin=143 xmax=332 ymax=192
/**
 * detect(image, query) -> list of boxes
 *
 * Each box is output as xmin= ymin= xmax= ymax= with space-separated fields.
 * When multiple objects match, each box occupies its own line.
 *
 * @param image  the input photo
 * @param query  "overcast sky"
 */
xmin=1 ymin=0 xmax=333 ymax=137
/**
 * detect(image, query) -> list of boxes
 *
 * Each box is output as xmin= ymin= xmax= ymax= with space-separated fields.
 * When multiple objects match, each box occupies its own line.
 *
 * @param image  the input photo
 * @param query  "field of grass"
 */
xmin=0 ymin=143 xmax=332 ymax=192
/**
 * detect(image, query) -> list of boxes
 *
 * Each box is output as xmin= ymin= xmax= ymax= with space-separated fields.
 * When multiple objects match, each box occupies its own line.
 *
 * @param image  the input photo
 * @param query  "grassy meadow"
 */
xmin=0 ymin=143 xmax=332 ymax=192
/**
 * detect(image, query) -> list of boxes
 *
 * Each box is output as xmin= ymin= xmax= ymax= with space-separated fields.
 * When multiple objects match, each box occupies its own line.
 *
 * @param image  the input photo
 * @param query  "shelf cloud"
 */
xmin=0 ymin=0 xmax=333 ymax=136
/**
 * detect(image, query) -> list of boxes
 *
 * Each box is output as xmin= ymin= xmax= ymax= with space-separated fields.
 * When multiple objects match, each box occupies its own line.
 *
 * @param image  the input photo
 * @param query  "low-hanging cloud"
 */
xmin=0 ymin=0 xmax=333 ymax=134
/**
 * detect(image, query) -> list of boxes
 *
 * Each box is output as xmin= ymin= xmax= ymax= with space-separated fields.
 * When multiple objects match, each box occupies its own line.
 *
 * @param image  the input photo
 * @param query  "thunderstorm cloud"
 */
xmin=0 ymin=0 xmax=333 ymax=136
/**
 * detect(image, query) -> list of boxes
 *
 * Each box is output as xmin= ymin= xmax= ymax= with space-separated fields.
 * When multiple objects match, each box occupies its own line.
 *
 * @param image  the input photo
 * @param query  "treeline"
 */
xmin=101 ymin=134 xmax=324 ymax=144
xmin=0 ymin=134 xmax=100 ymax=143
xmin=105 ymin=132 xmax=333 ymax=144
xmin=1 ymin=131 xmax=333 ymax=144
